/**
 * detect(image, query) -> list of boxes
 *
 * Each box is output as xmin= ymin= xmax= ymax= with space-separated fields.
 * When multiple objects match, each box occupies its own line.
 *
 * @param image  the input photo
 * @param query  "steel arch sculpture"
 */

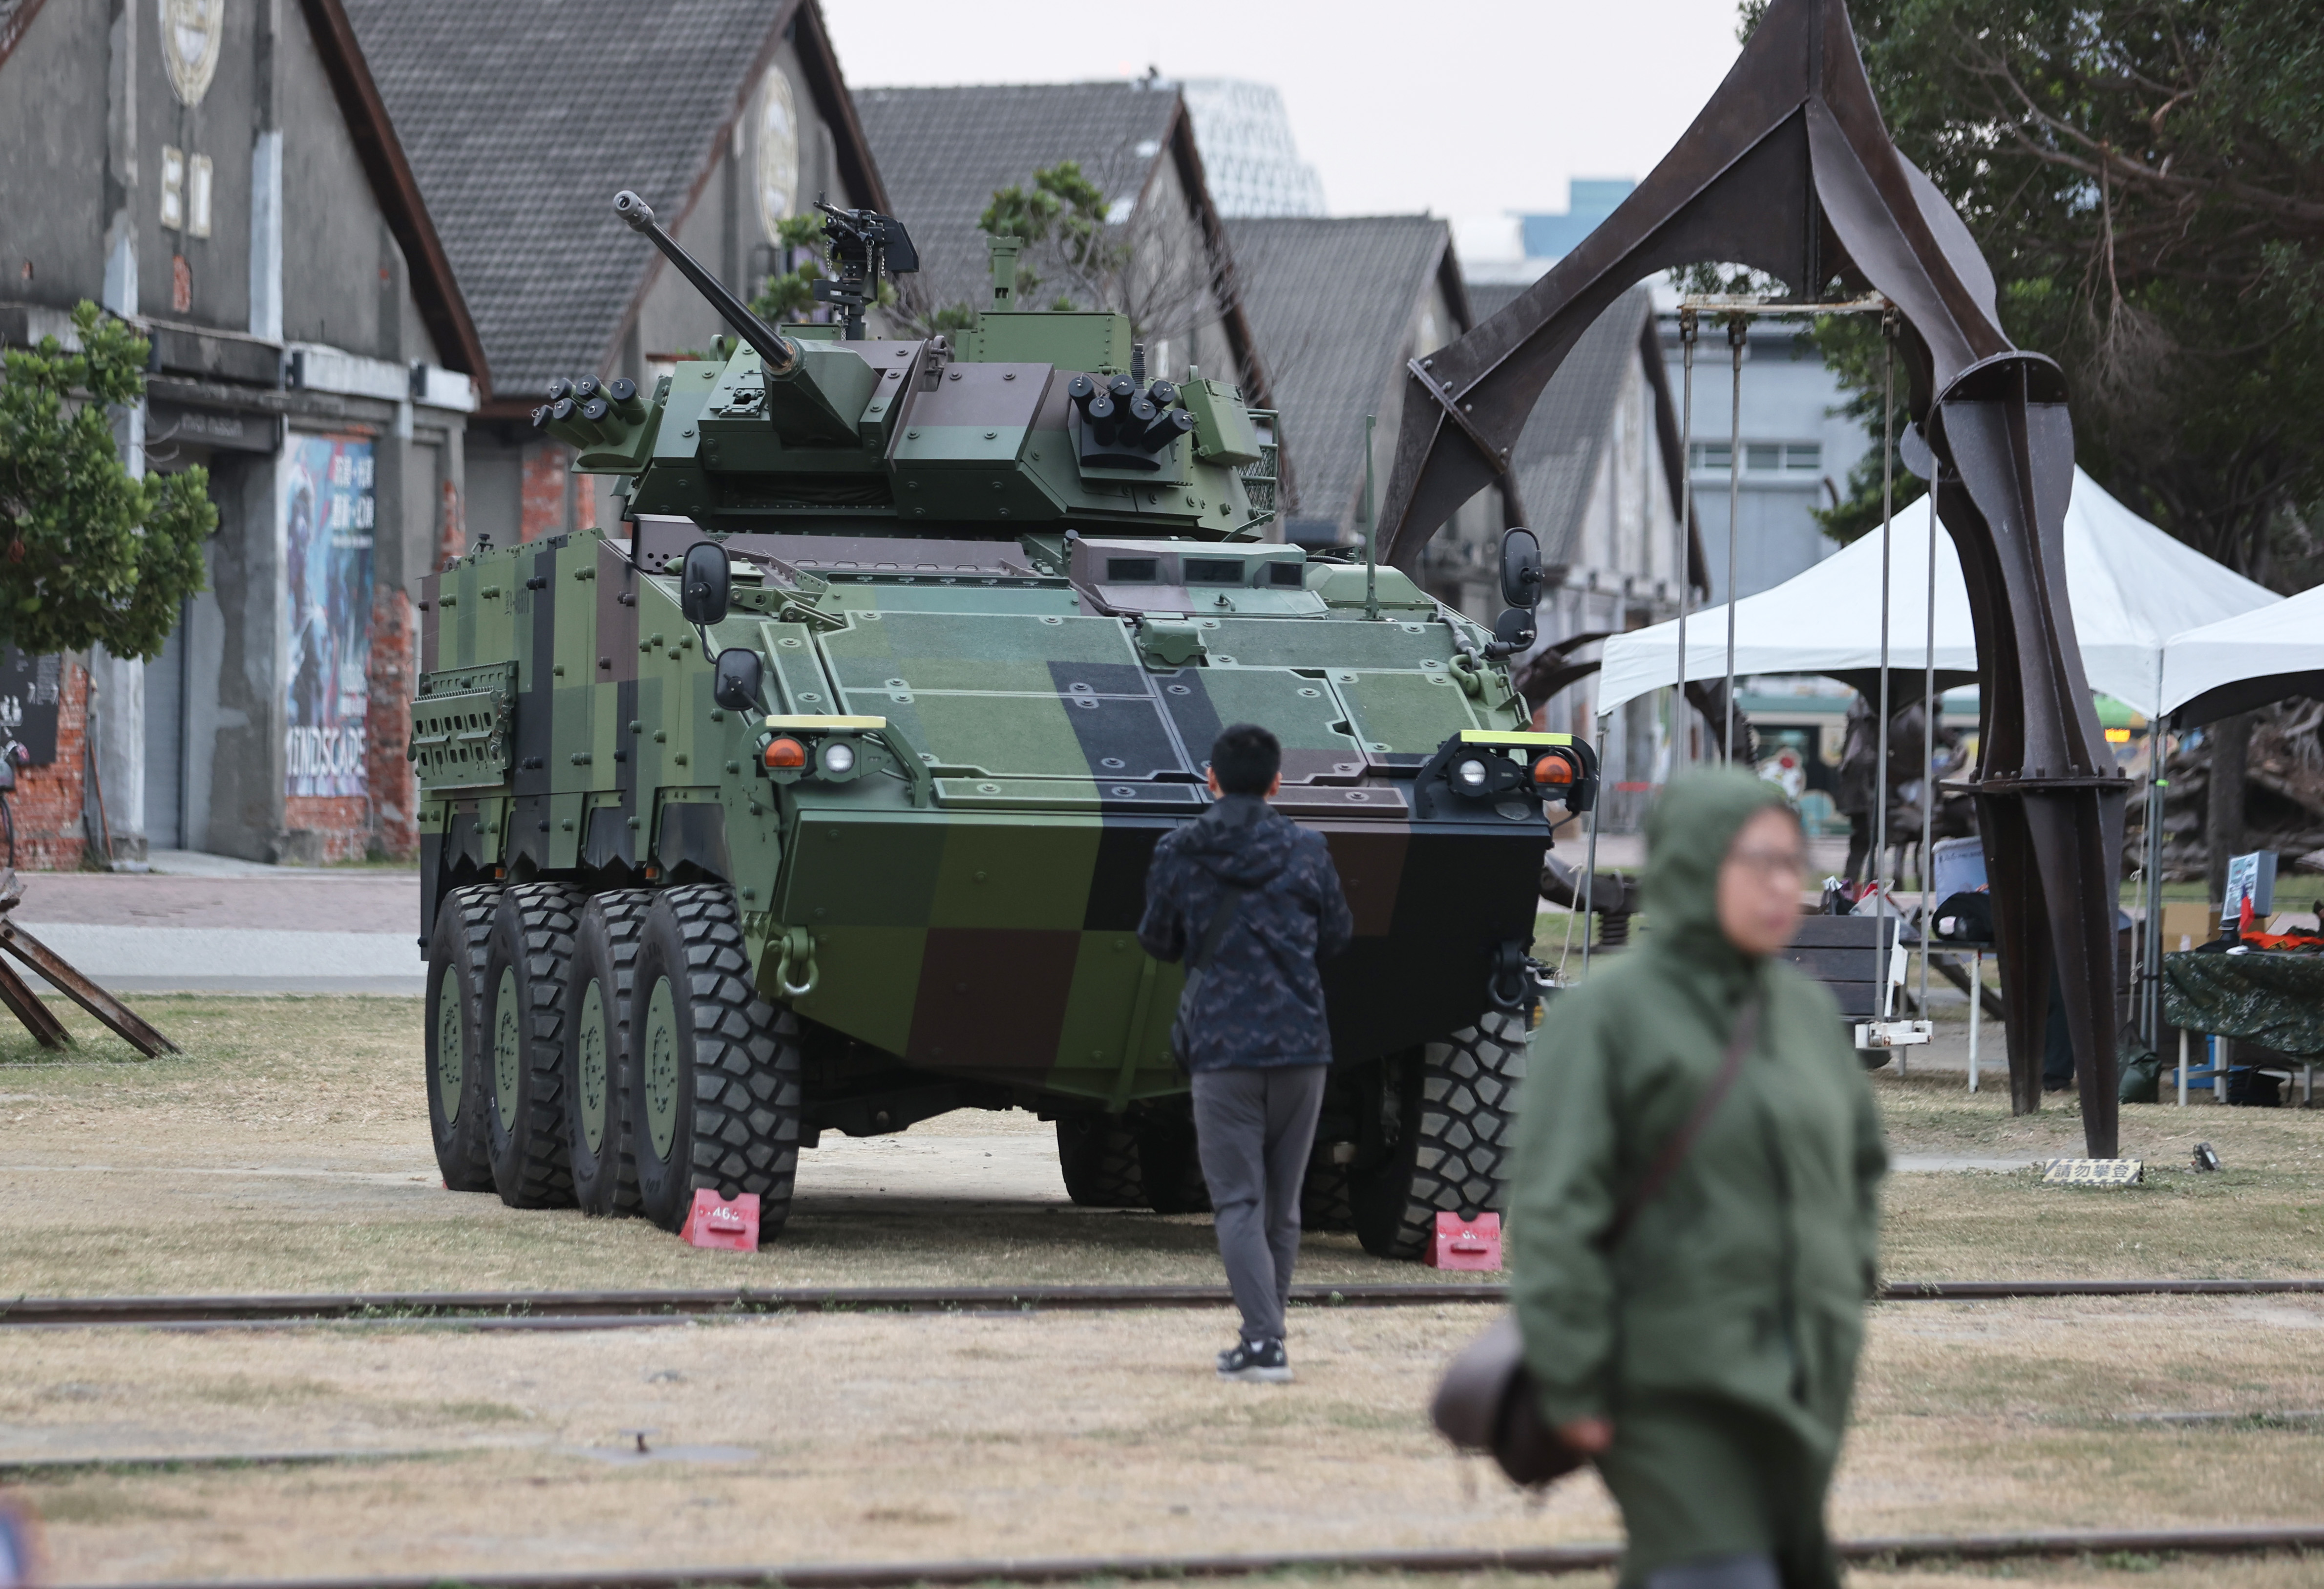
xmin=1377 ymin=0 xmax=2130 ymax=1153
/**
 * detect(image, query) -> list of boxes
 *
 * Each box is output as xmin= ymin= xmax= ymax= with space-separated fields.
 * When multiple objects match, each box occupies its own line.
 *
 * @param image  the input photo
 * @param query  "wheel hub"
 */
xmin=434 ymin=973 xmax=464 ymax=1122
xmin=577 ymin=983 xmax=610 ymax=1155
xmin=492 ymin=966 xmax=521 ymax=1127
xmin=643 ymin=976 xmax=680 ymax=1161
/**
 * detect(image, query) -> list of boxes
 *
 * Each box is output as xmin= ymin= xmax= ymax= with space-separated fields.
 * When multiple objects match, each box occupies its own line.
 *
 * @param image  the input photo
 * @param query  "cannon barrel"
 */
xmin=614 ymin=190 xmax=800 ymax=376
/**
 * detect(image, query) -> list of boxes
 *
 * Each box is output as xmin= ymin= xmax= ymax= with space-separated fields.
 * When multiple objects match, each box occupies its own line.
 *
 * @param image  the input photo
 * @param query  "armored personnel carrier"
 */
xmin=415 ymin=193 xmax=1596 ymax=1258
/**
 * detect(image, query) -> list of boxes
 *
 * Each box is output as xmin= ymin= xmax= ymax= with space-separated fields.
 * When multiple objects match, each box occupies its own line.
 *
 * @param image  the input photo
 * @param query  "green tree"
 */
xmin=0 ymin=302 xmax=214 ymax=659
xmin=978 ymin=159 xmax=1122 ymax=312
xmin=1781 ymin=0 xmax=2324 ymax=584
xmin=750 ymin=212 xmax=831 ymax=323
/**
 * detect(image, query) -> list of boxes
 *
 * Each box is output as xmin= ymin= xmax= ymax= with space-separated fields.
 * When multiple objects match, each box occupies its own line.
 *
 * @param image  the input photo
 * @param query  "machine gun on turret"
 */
xmin=808 ymin=199 xmax=918 ymax=340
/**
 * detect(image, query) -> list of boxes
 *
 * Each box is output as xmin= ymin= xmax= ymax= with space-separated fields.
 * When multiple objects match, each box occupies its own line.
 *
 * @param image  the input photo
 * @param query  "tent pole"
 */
xmin=1920 ymin=387 xmax=1937 ymax=1036
xmin=1724 ymin=317 xmax=1745 ymax=760
xmin=1874 ymin=315 xmax=1896 ymax=1030
xmin=2145 ymin=713 xmax=2172 ymax=1046
xmin=1582 ymin=710 xmax=1609 ymax=974
xmin=1675 ymin=309 xmax=1697 ymax=775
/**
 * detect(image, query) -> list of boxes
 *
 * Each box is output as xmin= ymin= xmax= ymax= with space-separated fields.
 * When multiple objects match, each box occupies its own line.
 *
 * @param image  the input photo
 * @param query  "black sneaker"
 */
xmin=1216 ymin=1337 xmax=1292 ymax=1383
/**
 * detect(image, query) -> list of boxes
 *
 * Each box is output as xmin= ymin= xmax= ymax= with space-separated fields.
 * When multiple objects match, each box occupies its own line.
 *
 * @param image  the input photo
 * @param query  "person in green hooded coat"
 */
xmin=1507 ymin=768 xmax=1887 ymax=1589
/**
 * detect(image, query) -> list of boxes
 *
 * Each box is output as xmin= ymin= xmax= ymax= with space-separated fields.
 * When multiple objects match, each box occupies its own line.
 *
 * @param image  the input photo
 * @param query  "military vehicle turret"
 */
xmin=415 ymin=191 xmax=1597 ymax=1258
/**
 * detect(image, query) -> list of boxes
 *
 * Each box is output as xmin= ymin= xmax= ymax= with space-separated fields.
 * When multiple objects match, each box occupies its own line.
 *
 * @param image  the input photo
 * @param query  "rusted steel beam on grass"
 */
xmin=1373 ymin=0 xmax=2131 ymax=1155
xmin=7 ymin=1278 xmax=2324 ymax=1330
xmin=0 ymin=949 xmax=70 ymax=1049
xmin=0 ymin=916 xmax=178 ymax=1056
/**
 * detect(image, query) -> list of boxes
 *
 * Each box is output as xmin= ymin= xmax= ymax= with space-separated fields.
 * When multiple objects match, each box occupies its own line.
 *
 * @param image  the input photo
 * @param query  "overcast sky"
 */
xmin=822 ymin=0 xmax=1747 ymax=239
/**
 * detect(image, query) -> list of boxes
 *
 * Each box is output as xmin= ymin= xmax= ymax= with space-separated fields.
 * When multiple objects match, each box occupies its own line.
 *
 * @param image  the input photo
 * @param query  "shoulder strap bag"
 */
xmin=1428 ymin=998 xmax=1764 ymax=1487
xmin=1168 ymin=883 xmax=1249 ymax=1068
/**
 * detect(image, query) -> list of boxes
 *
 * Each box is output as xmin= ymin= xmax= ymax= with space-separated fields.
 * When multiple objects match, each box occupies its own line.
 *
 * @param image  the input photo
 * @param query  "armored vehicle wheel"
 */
xmin=1300 ymin=1157 xmax=1356 ymax=1232
xmin=566 ymin=890 xmax=652 ymax=1217
xmin=629 ymin=884 xmax=803 ymax=1235
xmin=1055 ymin=1114 xmax=1142 ymax=1207
xmin=1350 ymin=1012 xmax=1527 ymax=1260
xmin=481 ymin=884 xmax=583 ymax=1208
xmin=1133 ymin=1102 xmax=1210 ymax=1215
xmin=425 ymin=886 xmax=502 ymax=1192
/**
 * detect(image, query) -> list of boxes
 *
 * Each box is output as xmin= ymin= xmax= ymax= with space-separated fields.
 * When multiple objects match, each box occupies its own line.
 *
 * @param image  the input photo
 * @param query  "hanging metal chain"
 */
xmin=1723 ymin=315 xmax=1746 ymax=761
xmin=1675 ymin=308 xmax=1698 ymax=776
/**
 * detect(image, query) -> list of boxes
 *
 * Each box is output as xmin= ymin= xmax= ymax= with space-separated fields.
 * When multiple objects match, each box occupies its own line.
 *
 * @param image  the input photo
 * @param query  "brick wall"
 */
xmin=7 ymin=659 xmax=88 ymax=871
xmin=520 ymin=440 xmax=570 ymax=542
xmin=366 ymin=586 xmax=418 ymax=860
xmin=280 ymin=794 xmax=371 ymax=864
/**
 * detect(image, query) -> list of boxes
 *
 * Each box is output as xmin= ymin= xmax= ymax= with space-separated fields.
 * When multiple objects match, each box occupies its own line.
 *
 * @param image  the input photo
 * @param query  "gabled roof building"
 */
xmin=346 ymin=0 xmax=889 ymax=542
xmin=1223 ymin=214 xmax=1491 ymax=559
xmin=1463 ymin=282 xmax=1698 ymax=826
xmin=855 ymin=80 xmax=1266 ymax=405
xmin=0 ymin=0 xmax=486 ymax=867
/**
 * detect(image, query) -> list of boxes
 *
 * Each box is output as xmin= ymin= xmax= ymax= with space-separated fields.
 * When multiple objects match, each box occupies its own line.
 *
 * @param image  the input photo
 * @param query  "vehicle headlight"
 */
xmin=1454 ymin=757 xmax=1490 ymax=793
xmin=823 ymin=742 xmax=856 ymax=776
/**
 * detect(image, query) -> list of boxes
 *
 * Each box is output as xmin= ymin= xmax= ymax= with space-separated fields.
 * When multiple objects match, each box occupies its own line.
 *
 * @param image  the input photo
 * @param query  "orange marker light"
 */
xmin=1532 ymin=754 xmax=1574 ymax=786
xmin=764 ymin=736 xmax=806 ymax=769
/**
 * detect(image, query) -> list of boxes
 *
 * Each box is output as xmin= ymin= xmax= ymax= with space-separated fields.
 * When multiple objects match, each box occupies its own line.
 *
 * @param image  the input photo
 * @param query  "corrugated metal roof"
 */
xmin=1464 ymin=282 xmax=1656 ymax=566
xmin=854 ymin=81 xmax=1182 ymax=319
xmin=1224 ymin=215 xmax=1451 ymax=530
xmin=343 ymin=0 xmax=796 ymax=401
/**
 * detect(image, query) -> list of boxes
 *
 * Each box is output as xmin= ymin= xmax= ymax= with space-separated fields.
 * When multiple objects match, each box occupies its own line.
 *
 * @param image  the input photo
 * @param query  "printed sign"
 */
xmin=2040 ymin=1158 xmax=2144 ymax=1187
xmin=281 ymin=433 xmax=375 ymax=798
xmin=0 ymin=649 xmax=62 ymax=765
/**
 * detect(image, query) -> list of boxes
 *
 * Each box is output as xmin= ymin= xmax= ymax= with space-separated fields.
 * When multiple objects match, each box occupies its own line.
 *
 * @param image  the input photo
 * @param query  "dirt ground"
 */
xmin=3 ymin=996 xmax=2323 ymax=1583
xmin=2 ymin=997 xmax=2318 ymax=1295
xmin=3 ymin=1296 xmax=2322 ymax=1581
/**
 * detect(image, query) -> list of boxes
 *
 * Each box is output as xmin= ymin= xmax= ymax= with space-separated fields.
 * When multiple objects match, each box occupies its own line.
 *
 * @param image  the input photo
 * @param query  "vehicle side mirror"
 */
xmin=680 ymin=541 xmax=731 ymax=626
xmin=1492 ymin=607 xmax=1537 ymax=650
xmin=1499 ymin=527 xmax=1543 ymax=609
xmin=712 ymin=647 xmax=763 ymax=712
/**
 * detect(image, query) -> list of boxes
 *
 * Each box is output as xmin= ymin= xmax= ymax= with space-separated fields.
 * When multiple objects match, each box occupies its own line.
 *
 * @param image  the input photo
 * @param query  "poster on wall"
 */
xmin=281 ymin=433 xmax=376 ymax=799
xmin=0 ymin=649 xmax=62 ymax=765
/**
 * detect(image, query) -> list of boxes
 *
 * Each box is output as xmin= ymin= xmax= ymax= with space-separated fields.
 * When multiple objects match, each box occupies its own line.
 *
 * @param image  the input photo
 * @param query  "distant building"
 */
xmin=1518 ymin=178 xmax=1636 ymax=260
xmin=1224 ymin=215 xmax=1491 ymax=555
xmin=1460 ymin=283 xmax=1694 ymax=829
xmin=855 ymin=80 xmax=1266 ymax=402
xmin=347 ymin=0 xmax=890 ymax=547
xmin=0 ymin=0 xmax=486 ymax=865
xmin=1178 ymin=80 xmax=1326 ymax=218
xmin=1497 ymin=177 xmax=1874 ymax=604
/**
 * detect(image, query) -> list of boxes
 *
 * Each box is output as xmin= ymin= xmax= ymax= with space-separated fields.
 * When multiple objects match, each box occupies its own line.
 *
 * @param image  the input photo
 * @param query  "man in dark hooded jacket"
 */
xmin=1139 ymin=723 xmax=1354 ymax=1382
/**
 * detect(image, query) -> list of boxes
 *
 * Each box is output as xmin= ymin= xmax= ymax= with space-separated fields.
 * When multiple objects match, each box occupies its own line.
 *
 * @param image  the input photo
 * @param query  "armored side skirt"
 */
xmin=763 ymin=807 xmax=1545 ymax=1102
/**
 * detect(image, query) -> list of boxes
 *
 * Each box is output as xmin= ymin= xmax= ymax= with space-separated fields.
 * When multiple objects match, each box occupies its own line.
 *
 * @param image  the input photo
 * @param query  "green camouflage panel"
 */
xmin=418 ymin=525 xmax=1581 ymax=1104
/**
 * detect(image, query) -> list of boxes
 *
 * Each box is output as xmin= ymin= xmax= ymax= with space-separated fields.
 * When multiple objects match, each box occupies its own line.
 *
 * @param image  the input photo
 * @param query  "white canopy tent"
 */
xmin=2161 ymin=582 xmax=2324 ymax=725
xmin=1595 ymin=467 xmax=2277 ymax=720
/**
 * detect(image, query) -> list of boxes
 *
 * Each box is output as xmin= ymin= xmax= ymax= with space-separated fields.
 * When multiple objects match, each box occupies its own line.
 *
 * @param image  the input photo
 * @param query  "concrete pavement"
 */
xmin=10 ymin=855 xmax=423 ymax=994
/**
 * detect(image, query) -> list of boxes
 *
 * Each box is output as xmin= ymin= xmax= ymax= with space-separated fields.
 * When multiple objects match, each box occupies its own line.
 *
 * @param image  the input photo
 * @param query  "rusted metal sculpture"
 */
xmin=1377 ymin=0 xmax=2129 ymax=1152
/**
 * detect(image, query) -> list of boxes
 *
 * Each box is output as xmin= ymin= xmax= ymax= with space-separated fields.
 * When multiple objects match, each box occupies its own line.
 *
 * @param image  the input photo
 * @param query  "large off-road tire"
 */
xmin=629 ymin=884 xmax=803 ymax=1236
xmin=1350 ymin=1012 xmax=1528 ymax=1260
xmin=1300 ymin=1156 xmax=1356 ymax=1232
xmin=1133 ymin=1100 xmax=1211 ymax=1215
xmin=1055 ymin=1114 xmax=1143 ymax=1207
xmin=481 ymin=883 xmax=583 ymax=1208
xmin=424 ymin=885 xmax=502 ymax=1192
xmin=566 ymin=890 xmax=652 ymax=1217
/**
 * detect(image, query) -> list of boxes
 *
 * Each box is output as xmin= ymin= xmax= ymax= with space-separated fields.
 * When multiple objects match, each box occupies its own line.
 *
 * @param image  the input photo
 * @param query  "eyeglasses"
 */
xmin=1727 ymin=847 xmax=1807 ymax=880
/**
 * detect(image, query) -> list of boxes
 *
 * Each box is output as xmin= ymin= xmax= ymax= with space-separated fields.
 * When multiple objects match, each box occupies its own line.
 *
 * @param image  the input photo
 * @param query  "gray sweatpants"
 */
xmin=1189 ymin=1064 xmax=1329 ymax=1344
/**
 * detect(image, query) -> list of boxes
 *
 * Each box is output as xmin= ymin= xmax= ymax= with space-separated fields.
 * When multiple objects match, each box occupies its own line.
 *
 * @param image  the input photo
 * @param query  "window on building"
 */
xmin=1690 ymin=441 xmax=1824 ymax=473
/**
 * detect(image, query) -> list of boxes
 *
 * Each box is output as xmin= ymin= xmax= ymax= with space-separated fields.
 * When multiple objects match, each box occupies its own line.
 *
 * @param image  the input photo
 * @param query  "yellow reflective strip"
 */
xmin=764 ymin=715 xmax=888 ymax=731
xmin=1458 ymin=730 xmax=1573 ymax=746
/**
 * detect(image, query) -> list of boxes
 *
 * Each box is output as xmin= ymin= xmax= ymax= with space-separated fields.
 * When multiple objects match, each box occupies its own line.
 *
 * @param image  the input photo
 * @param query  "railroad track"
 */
xmin=57 ymin=1527 xmax=2324 ymax=1589
xmin=3 ymin=1277 xmax=2320 ymax=1330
